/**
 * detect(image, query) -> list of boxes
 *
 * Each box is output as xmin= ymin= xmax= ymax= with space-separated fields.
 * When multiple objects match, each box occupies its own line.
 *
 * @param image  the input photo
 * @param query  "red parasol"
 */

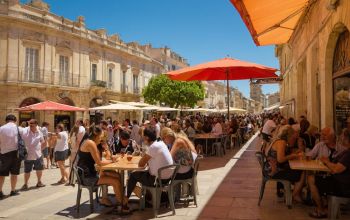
xmin=17 ymin=101 xmax=85 ymax=112
xmin=166 ymin=57 xmax=278 ymax=116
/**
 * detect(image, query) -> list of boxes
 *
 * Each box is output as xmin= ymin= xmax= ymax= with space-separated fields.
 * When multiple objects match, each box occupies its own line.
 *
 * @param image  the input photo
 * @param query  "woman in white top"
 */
xmin=54 ymin=124 xmax=69 ymax=184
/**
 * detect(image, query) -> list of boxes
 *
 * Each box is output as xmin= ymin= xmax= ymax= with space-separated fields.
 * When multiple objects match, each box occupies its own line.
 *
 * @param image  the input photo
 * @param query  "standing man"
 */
xmin=0 ymin=115 xmax=21 ymax=199
xmin=261 ymin=114 xmax=277 ymax=143
xmin=75 ymin=119 xmax=85 ymax=148
xmin=21 ymin=119 xmax=46 ymax=189
xmin=150 ymin=117 xmax=161 ymax=141
xmin=130 ymin=120 xmax=142 ymax=146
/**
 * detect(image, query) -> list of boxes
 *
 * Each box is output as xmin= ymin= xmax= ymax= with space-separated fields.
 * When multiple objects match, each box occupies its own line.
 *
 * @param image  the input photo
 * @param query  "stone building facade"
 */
xmin=266 ymin=92 xmax=280 ymax=107
xmin=201 ymin=81 xmax=226 ymax=109
xmin=0 ymin=0 xmax=168 ymax=129
xmin=143 ymin=45 xmax=189 ymax=71
xmin=277 ymin=0 xmax=350 ymax=134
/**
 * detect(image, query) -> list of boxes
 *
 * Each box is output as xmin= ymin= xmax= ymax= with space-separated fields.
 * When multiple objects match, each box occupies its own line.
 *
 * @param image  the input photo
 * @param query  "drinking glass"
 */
xmin=120 ymin=148 xmax=126 ymax=158
xmin=127 ymin=151 xmax=133 ymax=162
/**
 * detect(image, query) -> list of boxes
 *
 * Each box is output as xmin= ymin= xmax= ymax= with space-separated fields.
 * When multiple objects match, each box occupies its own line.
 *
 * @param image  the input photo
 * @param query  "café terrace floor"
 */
xmin=0 ymin=133 xmax=349 ymax=220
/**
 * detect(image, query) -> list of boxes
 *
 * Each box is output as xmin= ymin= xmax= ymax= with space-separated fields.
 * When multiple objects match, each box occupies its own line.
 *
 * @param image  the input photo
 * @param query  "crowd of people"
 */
xmin=2 ymin=110 xmax=349 ymax=217
xmin=0 ymin=112 xmax=258 ymax=211
xmin=260 ymin=112 xmax=350 ymax=218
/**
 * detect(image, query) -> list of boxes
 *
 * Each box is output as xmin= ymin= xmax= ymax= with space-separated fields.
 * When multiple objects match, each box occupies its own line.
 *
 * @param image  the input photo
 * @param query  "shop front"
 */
xmin=55 ymin=97 xmax=76 ymax=131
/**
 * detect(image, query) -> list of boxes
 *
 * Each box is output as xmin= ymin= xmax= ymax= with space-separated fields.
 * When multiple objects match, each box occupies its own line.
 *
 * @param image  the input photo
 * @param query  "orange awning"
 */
xmin=230 ymin=0 xmax=310 ymax=46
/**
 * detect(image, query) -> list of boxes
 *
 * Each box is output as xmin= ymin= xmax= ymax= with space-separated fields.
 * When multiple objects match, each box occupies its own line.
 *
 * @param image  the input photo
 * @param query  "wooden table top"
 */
xmin=194 ymin=133 xmax=221 ymax=139
xmin=98 ymin=156 xmax=145 ymax=171
xmin=289 ymin=159 xmax=330 ymax=172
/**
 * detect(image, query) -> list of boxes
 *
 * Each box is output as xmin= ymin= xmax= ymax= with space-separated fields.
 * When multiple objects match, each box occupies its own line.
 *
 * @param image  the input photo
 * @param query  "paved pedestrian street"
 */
xmin=0 ymin=134 xmax=349 ymax=220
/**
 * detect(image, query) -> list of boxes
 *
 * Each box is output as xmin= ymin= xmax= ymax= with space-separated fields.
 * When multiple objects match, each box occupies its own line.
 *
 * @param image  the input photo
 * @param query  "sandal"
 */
xmin=100 ymin=198 xmax=113 ymax=207
xmin=36 ymin=182 xmax=46 ymax=188
xmin=121 ymin=204 xmax=131 ymax=214
xmin=309 ymin=209 xmax=327 ymax=219
xmin=57 ymin=179 xmax=66 ymax=184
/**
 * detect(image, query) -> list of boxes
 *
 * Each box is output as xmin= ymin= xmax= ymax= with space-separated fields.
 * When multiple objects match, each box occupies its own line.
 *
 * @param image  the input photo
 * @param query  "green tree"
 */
xmin=142 ymin=74 xmax=205 ymax=108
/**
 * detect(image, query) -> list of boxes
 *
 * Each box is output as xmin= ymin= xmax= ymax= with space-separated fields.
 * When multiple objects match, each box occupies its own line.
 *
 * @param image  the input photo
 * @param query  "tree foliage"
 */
xmin=142 ymin=74 xmax=205 ymax=108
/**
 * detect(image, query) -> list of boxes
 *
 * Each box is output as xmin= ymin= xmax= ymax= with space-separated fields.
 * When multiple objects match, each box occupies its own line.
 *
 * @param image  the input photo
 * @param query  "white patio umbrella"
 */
xmin=182 ymin=108 xmax=213 ymax=113
xmin=156 ymin=106 xmax=179 ymax=112
xmin=140 ymin=105 xmax=160 ymax=111
xmin=89 ymin=103 xmax=141 ymax=111
xmin=219 ymin=108 xmax=247 ymax=113
xmin=116 ymin=101 xmax=152 ymax=107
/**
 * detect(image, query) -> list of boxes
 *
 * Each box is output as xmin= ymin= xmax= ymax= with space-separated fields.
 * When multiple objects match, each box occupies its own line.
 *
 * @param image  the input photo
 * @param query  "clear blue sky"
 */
xmin=23 ymin=0 xmax=279 ymax=97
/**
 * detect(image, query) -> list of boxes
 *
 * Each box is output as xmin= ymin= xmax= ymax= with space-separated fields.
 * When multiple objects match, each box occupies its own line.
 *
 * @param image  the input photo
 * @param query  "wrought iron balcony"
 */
xmin=59 ymin=72 xmax=79 ymax=87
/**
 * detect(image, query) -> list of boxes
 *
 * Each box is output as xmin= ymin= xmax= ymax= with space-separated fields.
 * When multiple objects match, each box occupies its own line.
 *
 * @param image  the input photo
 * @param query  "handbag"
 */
xmin=17 ymin=127 xmax=28 ymax=160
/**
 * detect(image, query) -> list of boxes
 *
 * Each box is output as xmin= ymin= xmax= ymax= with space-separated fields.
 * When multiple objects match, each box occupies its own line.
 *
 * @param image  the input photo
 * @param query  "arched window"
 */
xmin=19 ymin=97 xmax=40 ymax=124
xmin=333 ymin=30 xmax=350 ymax=134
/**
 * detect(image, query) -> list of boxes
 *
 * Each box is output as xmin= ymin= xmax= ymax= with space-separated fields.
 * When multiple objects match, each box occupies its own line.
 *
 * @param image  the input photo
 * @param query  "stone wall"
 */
xmin=278 ymin=0 xmax=350 ymax=129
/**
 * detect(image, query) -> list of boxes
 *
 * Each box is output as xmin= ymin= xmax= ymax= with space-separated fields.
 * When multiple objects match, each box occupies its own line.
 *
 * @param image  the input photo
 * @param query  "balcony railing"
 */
xmin=7 ymin=69 xmax=80 ymax=87
xmin=22 ymin=68 xmax=43 ymax=83
xmin=90 ymin=80 xmax=107 ymax=88
xmin=121 ymin=84 xmax=128 ymax=93
xmin=59 ymin=72 xmax=79 ymax=87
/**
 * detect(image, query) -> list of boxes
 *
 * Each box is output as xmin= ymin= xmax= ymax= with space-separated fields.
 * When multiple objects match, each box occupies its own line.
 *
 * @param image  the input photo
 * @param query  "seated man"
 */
xmin=308 ymin=128 xmax=350 ymax=218
xmin=113 ymin=131 xmax=138 ymax=154
xmin=126 ymin=127 xmax=173 ymax=200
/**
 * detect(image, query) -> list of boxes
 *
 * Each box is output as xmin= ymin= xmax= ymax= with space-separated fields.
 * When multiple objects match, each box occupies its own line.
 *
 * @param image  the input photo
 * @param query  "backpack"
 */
xmin=17 ymin=127 xmax=27 ymax=161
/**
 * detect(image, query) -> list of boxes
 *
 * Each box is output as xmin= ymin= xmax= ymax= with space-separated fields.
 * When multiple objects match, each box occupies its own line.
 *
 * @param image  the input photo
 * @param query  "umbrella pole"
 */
xmin=226 ymin=69 xmax=230 ymax=120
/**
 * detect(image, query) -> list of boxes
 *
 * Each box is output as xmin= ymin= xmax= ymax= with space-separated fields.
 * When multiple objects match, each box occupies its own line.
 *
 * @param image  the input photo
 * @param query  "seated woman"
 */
xmin=264 ymin=125 xmax=305 ymax=202
xmin=161 ymin=127 xmax=197 ymax=180
xmin=77 ymin=126 xmax=129 ymax=212
xmin=308 ymin=128 xmax=350 ymax=218
xmin=172 ymin=135 xmax=198 ymax=180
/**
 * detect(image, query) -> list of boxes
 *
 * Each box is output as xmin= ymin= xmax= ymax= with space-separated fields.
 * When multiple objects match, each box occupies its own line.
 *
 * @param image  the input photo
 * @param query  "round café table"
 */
xmin=97 ymin=155 xmax=145 ymax=214
xmin=194 ymin=133 xmax=221 ymax=156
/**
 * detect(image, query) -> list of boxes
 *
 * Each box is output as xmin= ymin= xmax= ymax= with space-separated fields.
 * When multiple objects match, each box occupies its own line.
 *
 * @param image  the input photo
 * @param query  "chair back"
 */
xmin=157 ymin=164 xmax=180 ymax=188
xmin=255 ymin=151 xmax=269 ymax=178
xmin=73 ymin=166 xmax=84 ymax=186
xmin=221 ymin=135 xmax=227 ymax=146
xmin=192 ymin=156 xmax=201 ymax=178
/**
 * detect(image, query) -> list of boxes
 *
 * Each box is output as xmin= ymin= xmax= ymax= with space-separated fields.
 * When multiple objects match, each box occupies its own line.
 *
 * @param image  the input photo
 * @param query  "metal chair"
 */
xmin=171 ymin=157 xmax=201 ymax=207
xmin=73 ymin=166 xmax=103 ymax=214
xmin=328 ymin=195 xmax=350 ymax=219
xmin=140 ymin=164 xmax=180 ymax=218
xmin=255 ymin=152 xmax=292 ymax=209
xmin=213 ymin=135 xmax=226 ymax=157
xmin=230 ymin=131 xmax=239 ymax=149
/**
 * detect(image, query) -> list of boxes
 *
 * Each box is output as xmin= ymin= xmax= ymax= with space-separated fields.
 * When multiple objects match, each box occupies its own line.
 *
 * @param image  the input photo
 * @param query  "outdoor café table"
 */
xmin=289 ymin=159 xmax=331 ymax=172
xmin=194 ymin=133 xmax=221 ymax=156
xmin=97 ymin=155 xmax=144 ymax=214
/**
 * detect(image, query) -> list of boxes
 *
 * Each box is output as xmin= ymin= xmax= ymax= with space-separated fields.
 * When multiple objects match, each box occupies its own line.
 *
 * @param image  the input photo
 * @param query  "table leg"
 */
xmin=205 ymin=139 xmax=208 ymax=156
xmin=120 ymin=170 xmax=125 ymax=213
